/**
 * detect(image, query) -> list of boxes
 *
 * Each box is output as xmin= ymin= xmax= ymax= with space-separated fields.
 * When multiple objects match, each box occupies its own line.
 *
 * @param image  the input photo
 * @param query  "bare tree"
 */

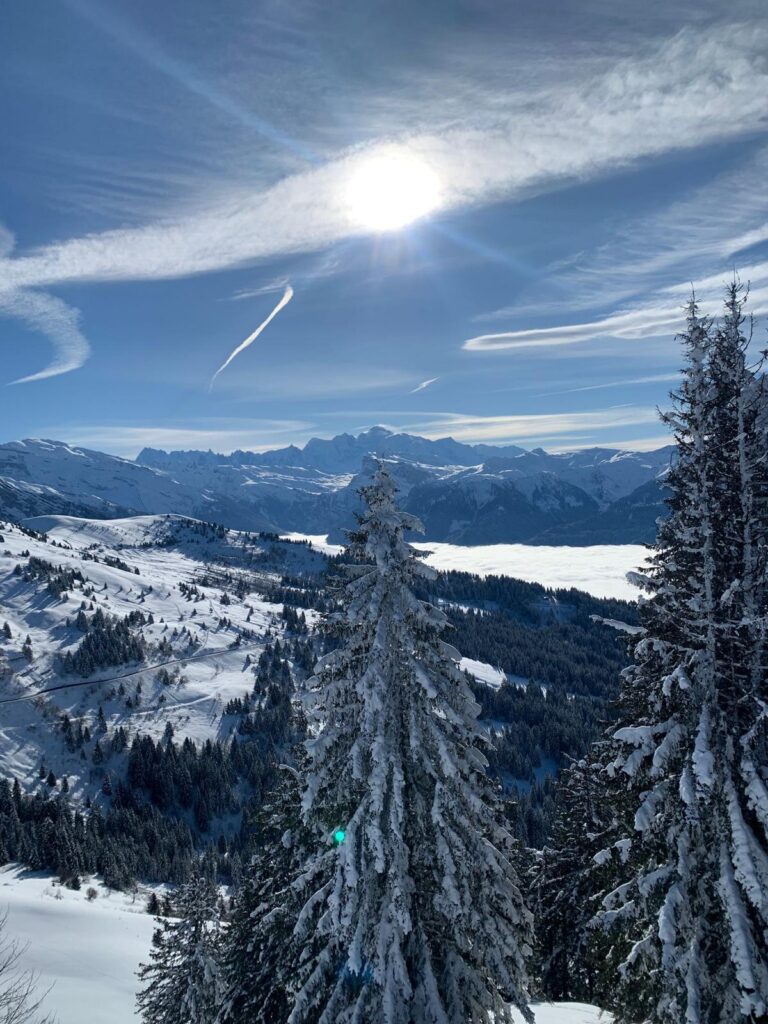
xmin=0 ymin=914 xmax=53 ymax=1024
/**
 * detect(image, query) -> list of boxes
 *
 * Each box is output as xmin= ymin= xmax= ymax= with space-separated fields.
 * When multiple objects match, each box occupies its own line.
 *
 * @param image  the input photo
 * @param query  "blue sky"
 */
xmin=2 ymin=0 xmax=767 ymax=457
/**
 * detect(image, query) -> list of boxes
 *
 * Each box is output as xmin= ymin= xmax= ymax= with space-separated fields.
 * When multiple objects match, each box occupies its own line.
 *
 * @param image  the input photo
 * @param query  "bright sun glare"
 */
xmin=346 ymin=149 xmax=442 ymax=232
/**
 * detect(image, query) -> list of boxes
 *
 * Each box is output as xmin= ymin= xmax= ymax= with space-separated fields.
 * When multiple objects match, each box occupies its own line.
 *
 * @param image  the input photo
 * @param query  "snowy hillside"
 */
xmin=0 ymin=514 xmax=323 ymax=798
xmin=0 ymin=511 xmax=625 ymax=1023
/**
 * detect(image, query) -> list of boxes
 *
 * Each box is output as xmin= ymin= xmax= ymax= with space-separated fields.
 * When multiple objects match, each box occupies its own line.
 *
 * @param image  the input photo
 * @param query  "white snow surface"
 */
xmin=460 ymin=656 xmax=507 ymax=689
xmin=283 ymin=534 xmax=647 ymax=600
xmin=0 ymin=866 xmax=155 ymax=1024
xmin=590 ymin=615 xmax=646 ymax=635
xmin=0 ymin=868 xmax=610 ymax=1024
xmin=281 ymin=532 xmax=345 ymax=556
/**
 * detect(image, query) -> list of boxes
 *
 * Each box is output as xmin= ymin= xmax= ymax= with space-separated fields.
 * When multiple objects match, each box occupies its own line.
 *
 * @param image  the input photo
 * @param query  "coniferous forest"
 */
xmin=130 ymin=285 xmax=768 ymax=1024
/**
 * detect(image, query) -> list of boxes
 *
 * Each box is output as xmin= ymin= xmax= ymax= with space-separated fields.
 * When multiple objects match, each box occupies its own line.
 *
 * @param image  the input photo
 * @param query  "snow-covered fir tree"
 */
xmin=576 ymin=287 xmax=768 ymax=1023
xmin=217 ymin=762 xmax=315 ymax=1023
xmin=537 ymin=756 xmax=615 ymax=1005
xmin=287 ymin=465 xmax=532 ymax=1024
xmin=137 ymin=872 xmax=224 ymax=1024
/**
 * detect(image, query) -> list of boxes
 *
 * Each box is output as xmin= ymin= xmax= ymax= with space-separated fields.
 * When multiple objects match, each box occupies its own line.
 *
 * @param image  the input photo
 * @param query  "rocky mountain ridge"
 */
xmin=0 ymin=428 xmax=673 ymax=544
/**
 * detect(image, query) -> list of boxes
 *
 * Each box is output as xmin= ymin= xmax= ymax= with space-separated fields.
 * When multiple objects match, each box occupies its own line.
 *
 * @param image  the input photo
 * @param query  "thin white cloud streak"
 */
xmin=229 ymin=280 xmax=290 ymax=301
xmin=2 ymin=26 xmax=767 ymax=297
xmin=228 ymin=251 xmax=343 ymax=302
xmin=547 ymin=434 xmax=674 ymax=453
xmin=49 ymin=419 xmax=314 ymax=458
xmin=213 ymin=365 xmax=416 ymax=400
xmin=465 ymin=263 xmax=768 ymax=353
xmin=398 ymin=407 xmax=661 ymax=444
xmin=464 ymin=307 xmax=684 ymax=352
xmin=539 ymin=372 xmax=681 ymax=396
xmin=410 ymin=377 xmax=439 ymax=394
xmin=210 ymin=283 xmax=293 ymax=386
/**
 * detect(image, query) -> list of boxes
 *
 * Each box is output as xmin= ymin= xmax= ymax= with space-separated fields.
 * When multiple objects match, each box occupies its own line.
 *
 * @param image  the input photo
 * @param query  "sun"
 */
xmin=345 ymin=149 xmax=442 ymax=232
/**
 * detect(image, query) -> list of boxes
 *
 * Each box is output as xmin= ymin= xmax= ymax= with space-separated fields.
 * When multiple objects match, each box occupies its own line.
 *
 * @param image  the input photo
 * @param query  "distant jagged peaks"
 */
xmin=2 ymin=430 xmax=674 ymax=546
xmin=137 ymin=425 xmax=531 ymax=475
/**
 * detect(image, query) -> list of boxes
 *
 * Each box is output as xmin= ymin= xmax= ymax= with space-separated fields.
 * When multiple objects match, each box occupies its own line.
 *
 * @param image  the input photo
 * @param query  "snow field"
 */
xmin=0 ymin=867 xmax=611 ymax=1024
xmin=0 ymin=866 xmax=156 ymax=1024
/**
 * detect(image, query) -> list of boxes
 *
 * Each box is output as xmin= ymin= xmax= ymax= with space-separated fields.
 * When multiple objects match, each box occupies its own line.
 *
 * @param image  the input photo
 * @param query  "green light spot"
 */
xmin=333 ymin=829 xmax=346 ymax=845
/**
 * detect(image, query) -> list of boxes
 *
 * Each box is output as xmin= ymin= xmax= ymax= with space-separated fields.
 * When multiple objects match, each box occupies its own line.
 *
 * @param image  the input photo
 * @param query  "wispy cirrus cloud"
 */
xmin=464 ymin=305 xmax=685 ymax=352
xmin=469 ymin=142 xmax=768 ymax=362
xmin=465 ymin=260 xmax=768 ymax=354
xmin=395 ymin=406 xmax=663 ymax=444
xmin=559 ymin=146 xmax=768 ymax=300
xmin=48 ymin=418 xmax=315 ymax=458
xmin=539 ymin=372 xmax=681 ymax=396
xmin=0 ymin=288 xmax=91 ymax=385
xmin=0 ymin=224 xmax=90 ymax=384
xmin=209 ymin=364 xmax=417 ymax=400
xmin=51 ymin=406 xmax=669 ymax=458
xmin=3 ymin=21 xmax=767 ymax=383
xmin=546 ymin=434 xmax=675 ymax=453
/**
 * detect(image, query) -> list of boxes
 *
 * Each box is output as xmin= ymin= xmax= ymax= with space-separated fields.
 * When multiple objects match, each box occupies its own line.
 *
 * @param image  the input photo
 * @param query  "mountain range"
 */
xmin=0 ymin=427 xmax=673 ymax=545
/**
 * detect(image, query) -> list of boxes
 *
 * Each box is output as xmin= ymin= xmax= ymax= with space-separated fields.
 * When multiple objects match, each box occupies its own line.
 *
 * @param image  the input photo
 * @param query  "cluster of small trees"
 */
xmin=14 ymin=555 xmax=85 ymax=599
xmin=61 ymin=609 xmax=148 ymax=676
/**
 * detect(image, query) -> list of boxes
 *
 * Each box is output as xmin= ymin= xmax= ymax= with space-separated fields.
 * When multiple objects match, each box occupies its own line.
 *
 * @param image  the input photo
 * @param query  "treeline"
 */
xmin=421 ymin=567 xmax=639 ymax=628
xmin=0 ymin=778 xmax=196 ymax=890
xmin=451 ymin=607 xmax=628 ymax=699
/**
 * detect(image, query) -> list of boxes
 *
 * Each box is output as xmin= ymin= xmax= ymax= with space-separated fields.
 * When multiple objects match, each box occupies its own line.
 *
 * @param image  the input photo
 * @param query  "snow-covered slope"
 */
xmin=0 ymin=867 xmax=611 ymax=1024
xmin=0 ymin=511 xmax=628 ymax=1023
xmin=0 ymin=514 xmax=323 ymax=799
xmin=0 ymin=440 xmax=200 ymax=520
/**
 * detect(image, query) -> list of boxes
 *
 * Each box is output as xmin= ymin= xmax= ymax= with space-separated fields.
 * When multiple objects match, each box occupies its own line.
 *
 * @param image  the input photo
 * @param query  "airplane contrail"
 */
xmin=410 ymin=376 xmax=439 ymax=393
xmin=210 ymin=283 xmax=293 ymax=386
